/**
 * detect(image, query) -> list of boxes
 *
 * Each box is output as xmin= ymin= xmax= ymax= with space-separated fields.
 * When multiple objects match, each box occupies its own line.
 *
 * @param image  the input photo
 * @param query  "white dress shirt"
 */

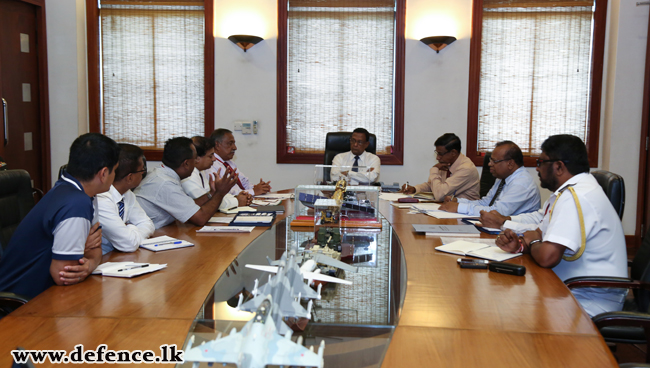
xmin=181 ymin=167 xmax=238 ymax=210
xmin=207 ymin=154 xmax=255 ymax=196
xmin=456 ymin=166 xmax=540 ymax=216
xmin=506 ymin=173 xmax=627 ymax=317
xmin=134 ymin=165 xmax=201 ymax=229
xmin=98 ymin=185 xmax=154 ymax=254
xmin=330 ymin=151 xmax=381 ymax=185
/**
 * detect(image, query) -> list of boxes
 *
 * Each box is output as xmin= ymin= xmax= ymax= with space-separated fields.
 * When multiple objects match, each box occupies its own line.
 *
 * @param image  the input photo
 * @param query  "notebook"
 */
xmin=435 ymin=240 xmax=521 ymax=261
xmin=92 ymin=262 xmax=167 ymax=278
xmin=412 ymin=224 xmax=481 ymax=237
xmin=140 ymin=236 xmax=194 ymax=252
xmin=197 ymin=226 xmax=255 ymax=233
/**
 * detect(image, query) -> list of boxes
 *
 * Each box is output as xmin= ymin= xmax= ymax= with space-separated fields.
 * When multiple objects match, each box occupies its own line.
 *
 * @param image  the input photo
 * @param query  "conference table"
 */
xmin=0 ymin=195 xmax=618 ymax=367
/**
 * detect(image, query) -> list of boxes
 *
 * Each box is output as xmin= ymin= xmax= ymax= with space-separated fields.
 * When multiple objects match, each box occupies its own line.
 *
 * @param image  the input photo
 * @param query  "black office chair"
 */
xmin=479 ymin=152 xmax=496 ymax=198
xmin=565 ymin=227 xmax=650 ymax=363
xmin=591 ymin=170 xmax=625 ymax=220
xmin=323 ymin=132 xmax=377 ymax=182
xmin=0 ymin=170 xmax=36 ymax=257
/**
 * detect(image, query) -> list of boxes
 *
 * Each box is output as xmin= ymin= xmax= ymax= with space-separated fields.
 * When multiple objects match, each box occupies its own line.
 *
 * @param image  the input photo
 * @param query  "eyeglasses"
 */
xmin=435 ymin=150 xmax=449 ymax=157
xmin=350 ymin=138 xmax=367 ymax=146
xmin=489 ymin=157 xmax=509 ymax=164
xmin=131 ymin=168 xmax=147 ymax=179
xmin=536 ymin=158 xmax=567 ymax=167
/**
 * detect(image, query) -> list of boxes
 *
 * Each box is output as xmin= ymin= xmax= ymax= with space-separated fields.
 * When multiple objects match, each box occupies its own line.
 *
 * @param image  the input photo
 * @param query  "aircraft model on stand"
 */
xmin=184 ymin=296 xmax=325 ymax=368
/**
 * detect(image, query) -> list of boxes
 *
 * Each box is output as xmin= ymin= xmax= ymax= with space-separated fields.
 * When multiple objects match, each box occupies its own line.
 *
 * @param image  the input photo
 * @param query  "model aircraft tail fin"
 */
xmin=317 ymin=340 xmax=326 ymax=368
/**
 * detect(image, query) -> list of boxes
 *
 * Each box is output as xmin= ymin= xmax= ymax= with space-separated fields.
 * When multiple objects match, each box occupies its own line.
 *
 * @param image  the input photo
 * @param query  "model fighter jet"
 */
xmin=184 ymin=296 xmax=325 ymax=368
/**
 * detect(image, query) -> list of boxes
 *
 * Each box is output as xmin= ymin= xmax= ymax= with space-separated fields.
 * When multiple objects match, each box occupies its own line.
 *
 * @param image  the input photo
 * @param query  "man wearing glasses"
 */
xmin=97 ymin=143 xmax=154 ymax=254
xmin=330 ymin=128 xmax=381 ymax=185
xmin=438 ymin=141 xmax=540 ymax=216
xmin=401 ymin=133 xmax=480 ymax=200
xmin=491 ymin=135 xmax=626 ymax=317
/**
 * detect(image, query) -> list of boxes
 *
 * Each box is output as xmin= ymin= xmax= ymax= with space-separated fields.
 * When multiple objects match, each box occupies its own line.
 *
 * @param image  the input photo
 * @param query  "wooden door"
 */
xmin=0 ymin=0 xmax=46 ymax=190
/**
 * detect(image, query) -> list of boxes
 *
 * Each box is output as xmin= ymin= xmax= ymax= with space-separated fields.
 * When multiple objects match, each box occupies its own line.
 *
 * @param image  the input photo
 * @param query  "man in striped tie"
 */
xmin=97 ymin=144 xmax=154 ymax=254
xmin=439 ymin=141 xmax=540 ymax=217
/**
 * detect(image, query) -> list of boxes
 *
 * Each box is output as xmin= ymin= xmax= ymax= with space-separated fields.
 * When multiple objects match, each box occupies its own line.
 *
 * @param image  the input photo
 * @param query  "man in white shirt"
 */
xmin=494 ymin=135 xmax=627 ymax=317
xmin=182 ymin=136 xmax=251 ymax=210
xmin=208 ymin=128 xmax=271 ymax=196
xmin=330 ymin=128 xmax=380 ymax=185
xmin=97 ymin=144 xmax=154 ymax=254
xmin=439 ymin=141 xmax=540 ymax=216
xmin=135 ymin=137 xmax=238 ymax=229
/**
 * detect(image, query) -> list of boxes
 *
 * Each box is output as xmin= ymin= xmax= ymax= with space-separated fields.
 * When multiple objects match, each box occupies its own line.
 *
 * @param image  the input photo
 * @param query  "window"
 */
xmin=86 ymin=0 xmax=214 ymax=160
xmin=277 ymin=0 xmax=405 ymax=164
xmin=467 ymin=0 xmax=606 ymax=166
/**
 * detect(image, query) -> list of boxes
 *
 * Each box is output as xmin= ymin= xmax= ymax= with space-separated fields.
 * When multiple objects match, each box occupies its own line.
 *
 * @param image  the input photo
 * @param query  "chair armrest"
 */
xmin=565 ymin=276 xmax=637 ymax=289
xmin=0 ymin=291 xmax=30 ymax=304
xmin=593 ymin=311 xmax=650 ymax=328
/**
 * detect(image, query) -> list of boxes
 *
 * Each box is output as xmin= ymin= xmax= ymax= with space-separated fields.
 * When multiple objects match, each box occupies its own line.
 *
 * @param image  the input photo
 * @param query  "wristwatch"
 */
xmin=207 ymin=192 xmax=213 ymax=199
xmin=528 ymin=239 xmax=542 ymax=247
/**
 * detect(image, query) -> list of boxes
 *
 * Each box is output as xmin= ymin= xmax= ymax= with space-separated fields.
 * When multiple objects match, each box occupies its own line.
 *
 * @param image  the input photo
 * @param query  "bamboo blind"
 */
xmin=100 ymin=0 xmax=205 ymax=149
xmin=285 ymin=0 xmax=396 ymax=155
xmin=477 ymin=0 xmax=594 ymax=155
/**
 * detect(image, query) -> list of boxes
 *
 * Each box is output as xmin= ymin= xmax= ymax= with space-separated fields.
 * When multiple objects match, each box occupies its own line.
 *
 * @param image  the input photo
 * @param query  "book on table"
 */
xmin=412 ymin=224 xmax=481 ymax=237
xmin=435 ymin=240 xmax=522 ymax=261
xmin=92 ymin=262 xmax=167 ymax=278
xmin=140 ymin=236 xmax=194 ymax=252
xmin=197 ymin=226 xmax=254 ymax=233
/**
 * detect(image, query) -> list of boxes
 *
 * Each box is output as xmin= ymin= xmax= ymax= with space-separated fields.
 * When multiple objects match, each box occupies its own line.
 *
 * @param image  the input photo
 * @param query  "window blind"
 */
xmin=99 ymin=0 xmax=205 ymax=149
xmin=285 ymin=0 xmax=396 ymax=155
xmin=477 ymin=0 xmax=594 ymax=156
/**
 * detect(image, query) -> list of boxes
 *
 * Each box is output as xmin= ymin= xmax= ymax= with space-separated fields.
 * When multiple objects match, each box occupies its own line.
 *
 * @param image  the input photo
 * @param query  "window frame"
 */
xmin=276 ymin=0 xmax=405 ymax=165
xmin=466 ymin=0 xmax=607 ymax=167
xmin=86 ymin=0 xmax=214 ymax=161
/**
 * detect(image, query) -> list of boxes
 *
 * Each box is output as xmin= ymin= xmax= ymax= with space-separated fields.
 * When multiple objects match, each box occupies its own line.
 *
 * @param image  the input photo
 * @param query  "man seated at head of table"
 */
xmin=181 ymin=136 xmax=252 ymax=210
xmin=97 ymin=143 xmax=155 ymax=255
xmin=490 ymin=134 xmax=627 ymax=317
xmin=209 ymin=128 xmax=271 ymax=196
xmin=0 ymin=133 xmax=119 ymax=298
xmin=438 ymin=141 xmax=541 ymax=216
xmin=329 ymin=127 xmax=381 ymax=185
xmin=135 ymin=137 xmax=238 ymax=229
xmin=401 ymin=133 xmax=480 ymax=200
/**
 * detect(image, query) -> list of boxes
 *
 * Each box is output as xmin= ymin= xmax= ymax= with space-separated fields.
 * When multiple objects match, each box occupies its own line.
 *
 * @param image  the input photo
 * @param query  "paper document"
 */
xmin=93 ymin=262 xmax=167 ymax=278
xmin=209 ymin=216 xmax=234 ymax=224
xmin=379 ymin=193 xmax=409 ymax=201
xmin=254 ymin=193 xmax=294 ymax=200
xmin=140 ymin=236 xmax=194 ymax=252
xmin=390 ymin=202 xmax=413 ymax=209
xmin=252 ymin=199 xmax=282 ymax=206
xmin=435 ymin=240 xmax=521 ymax=262
xmin=425 ymin=211 xmax=478 ymax=219
xmin=197 ymin=226 xmax=254 ymax=233
xmin=232 ymin=215 xmax=274 ymax=224
xmin=464 ymin=219 xmax=501 ymax=234
xmin=412 ymin=203 xmax=441 ymax=212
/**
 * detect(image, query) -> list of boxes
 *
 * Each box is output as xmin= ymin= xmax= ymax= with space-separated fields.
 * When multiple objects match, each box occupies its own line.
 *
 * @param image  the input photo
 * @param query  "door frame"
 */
xmin=635 ymin=9 xmax=650 ymax=248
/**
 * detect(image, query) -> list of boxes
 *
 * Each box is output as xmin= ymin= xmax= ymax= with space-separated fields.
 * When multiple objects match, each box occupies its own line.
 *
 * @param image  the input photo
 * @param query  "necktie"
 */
xmin=117 ymin=199 xmax=125 ymax=220
xmin=446 ymin=170 xmax=451 ymax=178
xmin=199 ymin=172 xmax=204 ymax=188
xmin=352 ymin=155 xmax=360 ymax=172
xmin=489 ymin=180 xmax=506 ymax=206
xmin=221 ymin=161 xmax=245 ymax=190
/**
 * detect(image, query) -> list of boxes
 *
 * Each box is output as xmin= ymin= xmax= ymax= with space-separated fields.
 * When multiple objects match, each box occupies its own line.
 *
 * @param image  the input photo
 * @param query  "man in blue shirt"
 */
xmin=439 ymin=141 xmax=541 ymax=217
xmin=0 ymin=133 xmax=120 ymax=299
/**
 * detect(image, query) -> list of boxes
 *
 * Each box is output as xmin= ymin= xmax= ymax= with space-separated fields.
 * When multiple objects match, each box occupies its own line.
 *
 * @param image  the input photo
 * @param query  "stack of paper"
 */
xmin=435 ymin=240 xmax=521 ymax=261
xmin=220 ymin=206 xmax=257 ymax=214
xmin=208 ymin=216 xmax=234 ymax=224
xmin=412 ymin=224 xmax=481 ymax=237
xmin=252 ymin=198 xmax=282 ymax=206
xmin=197 ymin=226 xmax=254 ymax=233
xmin=92 ymin=262 xmax=167 ymax=278
xmin=140 ymin=236 xmax=194 ymax=252
xmin=255 ymin=193 xmax=294 ymax=200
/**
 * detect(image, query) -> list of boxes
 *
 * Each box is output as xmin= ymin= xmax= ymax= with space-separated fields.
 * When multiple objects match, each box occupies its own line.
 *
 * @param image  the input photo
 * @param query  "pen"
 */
xmin=117 ymin=264 xmax=149 ymax=272
xmin=450 ymin=190 xmax=456 ymax=202
xmin=154 ymin=241 xmax=182 ymax=247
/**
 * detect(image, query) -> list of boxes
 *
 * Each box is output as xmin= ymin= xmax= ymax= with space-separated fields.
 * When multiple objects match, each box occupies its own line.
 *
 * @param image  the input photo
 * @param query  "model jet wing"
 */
xmin=310 ymin=253 xmax=358 ymax=273
xmin=266 ymin=334 xmax=324 ymax=368
xmin=246 ymin=264 xmax=352 ymax=285
xmin=184 ymin=333 xmax=242 ymax=364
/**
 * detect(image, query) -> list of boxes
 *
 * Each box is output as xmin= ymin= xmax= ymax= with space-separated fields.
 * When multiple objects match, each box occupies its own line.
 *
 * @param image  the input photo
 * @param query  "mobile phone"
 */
xmin=457 ymin=258 xmax=489 ymax=269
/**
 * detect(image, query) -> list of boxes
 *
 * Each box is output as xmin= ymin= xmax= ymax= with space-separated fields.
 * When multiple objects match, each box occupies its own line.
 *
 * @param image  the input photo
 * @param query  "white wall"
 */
xmin=45 ymin=0 xmax=649 ymax=235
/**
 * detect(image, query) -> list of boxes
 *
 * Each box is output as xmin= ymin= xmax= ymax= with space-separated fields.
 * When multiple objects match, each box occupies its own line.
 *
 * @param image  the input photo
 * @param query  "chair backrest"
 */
xmin=0 ymin=170 xmax=35 ymax=256
xmin=591 ymin=169 xmax=625 ymax=220
xmin=631 ymin=228 xmax=650 ymax=312
xmin=479 ymin=152 xmax=496 ymax=198
xmin=323 ymin=132 xmax=377 ymax=182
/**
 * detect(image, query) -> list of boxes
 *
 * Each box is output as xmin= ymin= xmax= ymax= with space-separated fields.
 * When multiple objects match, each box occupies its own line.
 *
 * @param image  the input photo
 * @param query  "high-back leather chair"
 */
xmin=323 ymin=132 xmax=377 ymax=182
xmin=0 ymin=170 xmax=36 ymax=257
xmin=479 ymin=152 xmax=496 ymax=198
xmin=591 ymin=169 xmax=625 ymax=219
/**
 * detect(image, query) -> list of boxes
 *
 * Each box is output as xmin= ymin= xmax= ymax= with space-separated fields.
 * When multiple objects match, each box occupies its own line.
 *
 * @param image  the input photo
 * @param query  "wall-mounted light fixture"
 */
xmin=420 ymin=36 xmax=457 ymax=53
xmin=228 ymin=35 xmax=264 ymax=52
